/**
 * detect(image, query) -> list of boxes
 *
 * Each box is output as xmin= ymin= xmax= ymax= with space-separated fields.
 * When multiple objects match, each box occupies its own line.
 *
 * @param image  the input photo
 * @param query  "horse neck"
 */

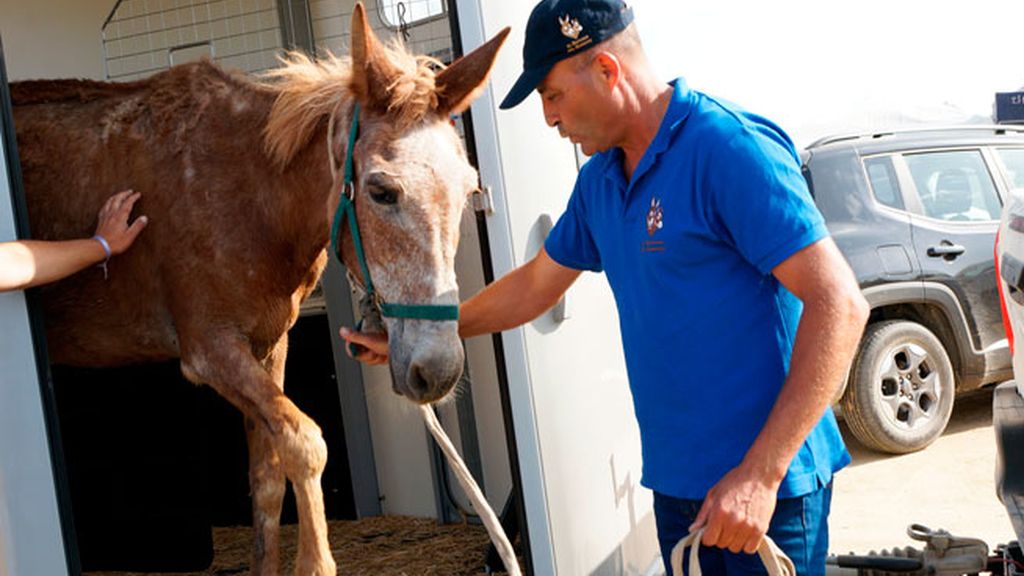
xmin=261 ymin=123 xmax=336 ymax=270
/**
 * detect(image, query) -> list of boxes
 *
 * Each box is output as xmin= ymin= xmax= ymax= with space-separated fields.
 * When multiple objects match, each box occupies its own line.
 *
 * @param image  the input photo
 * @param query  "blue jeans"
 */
xmin=653 ymin=482 xmax=833 ymax=576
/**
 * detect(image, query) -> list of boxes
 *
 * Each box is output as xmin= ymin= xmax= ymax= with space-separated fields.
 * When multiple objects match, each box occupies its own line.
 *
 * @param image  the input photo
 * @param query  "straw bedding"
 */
xmin=87 ymin=516 xmax=520 ymax=576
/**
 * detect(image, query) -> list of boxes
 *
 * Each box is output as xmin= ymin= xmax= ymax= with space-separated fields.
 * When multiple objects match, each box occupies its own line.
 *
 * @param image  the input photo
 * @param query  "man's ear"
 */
xmin=592 ymin=52 xmax=622 ymax=90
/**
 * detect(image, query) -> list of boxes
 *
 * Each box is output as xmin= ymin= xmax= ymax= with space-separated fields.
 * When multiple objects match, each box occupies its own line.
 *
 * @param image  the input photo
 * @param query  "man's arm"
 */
xmin=0 ymin=238 xmax=108 ymax=291
xmin=459 ymin=246 xmax=581 ymax=339
xmin=692 ymin=237 xmax=868 ymax=553
xmin=0 ymin=189 xmax=147 ymax=292
xmin=340 ymin=246 xmax=582 ymax=363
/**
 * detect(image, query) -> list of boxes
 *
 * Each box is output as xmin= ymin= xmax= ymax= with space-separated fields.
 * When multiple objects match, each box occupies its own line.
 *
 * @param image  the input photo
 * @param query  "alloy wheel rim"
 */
xmin=875 ymin=341 xmax=941 ymax=430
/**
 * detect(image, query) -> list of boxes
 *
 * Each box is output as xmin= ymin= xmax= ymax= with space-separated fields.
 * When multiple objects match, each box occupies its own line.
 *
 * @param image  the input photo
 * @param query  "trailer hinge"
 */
xmin=472 ymin=186 xmax=495 ymax=215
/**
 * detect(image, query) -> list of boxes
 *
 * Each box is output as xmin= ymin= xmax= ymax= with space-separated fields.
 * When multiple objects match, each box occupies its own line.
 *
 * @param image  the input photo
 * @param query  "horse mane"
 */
xmin=260 ymin=41 xmax=444 ymax=169
xmin=10 ymin=77 xmax=148 ymax=106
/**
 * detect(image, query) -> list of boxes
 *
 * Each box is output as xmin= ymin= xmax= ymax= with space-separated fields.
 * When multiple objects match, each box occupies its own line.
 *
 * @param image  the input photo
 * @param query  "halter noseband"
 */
xmin=329 ymin=103 xmax=460 ymax=324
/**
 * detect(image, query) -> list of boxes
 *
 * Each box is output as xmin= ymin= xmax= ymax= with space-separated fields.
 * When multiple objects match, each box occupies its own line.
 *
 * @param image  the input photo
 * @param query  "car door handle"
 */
xmin=927 ymin=244 xmax=966 ymax=257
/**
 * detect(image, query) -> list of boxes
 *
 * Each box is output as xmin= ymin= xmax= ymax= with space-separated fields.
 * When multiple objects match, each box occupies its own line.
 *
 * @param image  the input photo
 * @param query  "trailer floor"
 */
xmin=86 ymin=515 xmax=520 ymax=576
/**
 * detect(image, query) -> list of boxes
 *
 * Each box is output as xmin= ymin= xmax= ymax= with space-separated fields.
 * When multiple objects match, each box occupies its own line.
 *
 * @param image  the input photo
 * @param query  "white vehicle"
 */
xmin=995 ymin=185 xmax=1024 ymax=547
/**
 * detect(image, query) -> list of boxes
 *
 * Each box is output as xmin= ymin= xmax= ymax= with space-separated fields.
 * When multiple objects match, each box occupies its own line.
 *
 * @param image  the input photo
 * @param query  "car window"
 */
xmin=864 ymin=156 xmax=904 ymax=210
xmin=904 ymin=150 xmax=1001 ymax=222
xmin=803 ymin=153 xmax=873 ymax=222
xmin=996 ymin=148 xmax=1024 ymax=191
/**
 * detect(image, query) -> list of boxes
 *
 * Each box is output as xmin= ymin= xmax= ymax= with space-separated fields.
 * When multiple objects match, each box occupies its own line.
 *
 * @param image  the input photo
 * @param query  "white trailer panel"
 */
xmin=0 ymin=57 xmax=71 ymax=576
xmin=457 ymin=1 xmax=661 ymax=573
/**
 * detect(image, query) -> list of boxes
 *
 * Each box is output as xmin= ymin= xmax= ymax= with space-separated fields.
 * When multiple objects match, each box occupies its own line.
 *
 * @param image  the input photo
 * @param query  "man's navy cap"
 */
xmin=500 ymin=0 xmax=634 ymax=110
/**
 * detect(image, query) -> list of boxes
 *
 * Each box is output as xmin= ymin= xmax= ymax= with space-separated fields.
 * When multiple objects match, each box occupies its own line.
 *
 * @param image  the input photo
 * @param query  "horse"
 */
xmin=10 ymin=4 xmax=509 ymax=574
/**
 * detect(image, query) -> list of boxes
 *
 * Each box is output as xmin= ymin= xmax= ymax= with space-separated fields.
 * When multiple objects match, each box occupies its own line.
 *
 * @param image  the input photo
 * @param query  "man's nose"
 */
xmin=542 ymin=102 xmax=558 ymax=127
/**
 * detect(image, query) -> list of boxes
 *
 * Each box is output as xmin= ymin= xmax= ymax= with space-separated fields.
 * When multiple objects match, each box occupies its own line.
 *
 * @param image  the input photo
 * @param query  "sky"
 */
xmin=629 ymin=0 xmax=1024 ymax=148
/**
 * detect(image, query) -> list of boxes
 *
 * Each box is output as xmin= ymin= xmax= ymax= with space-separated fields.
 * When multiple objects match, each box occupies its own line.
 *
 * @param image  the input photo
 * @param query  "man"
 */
xmin=0 ymin=189 xmax=147 ymax=291
xmin=342 ymin=0 xmax=869 ymax=573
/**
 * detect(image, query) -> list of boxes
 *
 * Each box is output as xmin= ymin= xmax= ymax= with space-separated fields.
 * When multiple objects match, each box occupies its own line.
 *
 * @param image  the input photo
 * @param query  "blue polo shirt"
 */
xmin=544 ymin=78 xmax=850 ymax=500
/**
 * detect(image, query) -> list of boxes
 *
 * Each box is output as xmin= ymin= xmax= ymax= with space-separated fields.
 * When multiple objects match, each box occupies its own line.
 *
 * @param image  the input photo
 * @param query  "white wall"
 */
xmin=0 ymin=0 xmax=113 ymax=80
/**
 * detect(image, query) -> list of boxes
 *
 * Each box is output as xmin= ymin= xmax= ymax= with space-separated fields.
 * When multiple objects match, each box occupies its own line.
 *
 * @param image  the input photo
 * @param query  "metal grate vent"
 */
xmin=102 ymin=0 xmax=283 ymax=79
xmin=101 ymin=0 xmax=455 ymax=81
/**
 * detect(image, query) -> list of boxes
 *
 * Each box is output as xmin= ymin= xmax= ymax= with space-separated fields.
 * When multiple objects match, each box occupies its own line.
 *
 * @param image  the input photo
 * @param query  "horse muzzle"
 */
xmin=388 ymin=320 xmax=464 ymax=404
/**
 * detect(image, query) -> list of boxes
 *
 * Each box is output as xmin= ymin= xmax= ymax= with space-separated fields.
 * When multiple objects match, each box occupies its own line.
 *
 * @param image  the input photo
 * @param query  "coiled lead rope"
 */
xmin=670 ymin=527 xmax=795 ymax=576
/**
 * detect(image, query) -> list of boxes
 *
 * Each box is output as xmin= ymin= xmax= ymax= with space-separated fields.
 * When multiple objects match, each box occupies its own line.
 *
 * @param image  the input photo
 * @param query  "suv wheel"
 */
xmin=841 ymin=320 xmax=956 ymax=454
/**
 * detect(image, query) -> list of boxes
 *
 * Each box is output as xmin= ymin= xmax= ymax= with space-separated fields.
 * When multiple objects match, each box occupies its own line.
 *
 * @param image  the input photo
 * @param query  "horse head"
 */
xmin=341 ymin=4 xmax=508 ymax=403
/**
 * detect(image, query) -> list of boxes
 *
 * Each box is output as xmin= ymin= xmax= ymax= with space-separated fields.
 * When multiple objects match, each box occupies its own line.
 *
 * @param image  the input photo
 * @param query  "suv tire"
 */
xmin=841 ymin=320 xmax=956 ymax=454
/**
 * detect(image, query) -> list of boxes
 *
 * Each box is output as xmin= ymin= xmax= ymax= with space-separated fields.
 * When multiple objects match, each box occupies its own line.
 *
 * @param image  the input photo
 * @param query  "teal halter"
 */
xmin=329 ymin=104 xmax=460 ymax=322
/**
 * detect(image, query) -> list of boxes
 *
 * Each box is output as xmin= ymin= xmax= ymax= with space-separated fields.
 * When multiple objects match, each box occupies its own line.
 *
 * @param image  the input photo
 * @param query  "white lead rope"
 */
xmin=419 ymin=405 xmax=522 ymax=576
xmin=422 ymin=402 xmax=794 ymax=576
xmin=670 ymin=528 xmax=796 ymax=576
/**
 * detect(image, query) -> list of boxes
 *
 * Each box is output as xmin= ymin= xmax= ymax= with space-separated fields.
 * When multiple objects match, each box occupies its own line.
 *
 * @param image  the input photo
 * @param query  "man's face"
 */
xmin=537 ymin=56 xmax=611 ymax=156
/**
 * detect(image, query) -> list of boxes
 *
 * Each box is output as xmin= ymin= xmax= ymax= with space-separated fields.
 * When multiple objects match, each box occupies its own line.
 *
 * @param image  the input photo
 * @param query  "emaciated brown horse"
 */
xmin=11 ymin=4 xmax=508 ymax=574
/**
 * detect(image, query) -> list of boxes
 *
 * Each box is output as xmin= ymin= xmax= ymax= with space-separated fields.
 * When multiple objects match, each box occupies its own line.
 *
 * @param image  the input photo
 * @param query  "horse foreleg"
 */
xmin=270 ymin=397 xmax=335 ymax=576
xmin=246 ymin=416 xmax=285 ymax=575
xmin=247 ymin=336 xmax=288 ymax=576
xmin=181 ymin=336 xmax=336 ymax=576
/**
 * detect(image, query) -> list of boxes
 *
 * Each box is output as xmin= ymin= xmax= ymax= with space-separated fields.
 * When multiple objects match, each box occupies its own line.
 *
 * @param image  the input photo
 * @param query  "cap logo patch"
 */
xmin=558 ymin=14 xmax=583 ymax=40
xmin=559 ymin=14 xmax=593 ymax=53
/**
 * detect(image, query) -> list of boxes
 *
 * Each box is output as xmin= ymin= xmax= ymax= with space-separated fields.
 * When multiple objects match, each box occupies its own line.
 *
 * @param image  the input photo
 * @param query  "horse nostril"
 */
xmin=408 ymin=362 xmax=431 ymax=399
xmin=405 ymin=343 xmax=464 ymax=403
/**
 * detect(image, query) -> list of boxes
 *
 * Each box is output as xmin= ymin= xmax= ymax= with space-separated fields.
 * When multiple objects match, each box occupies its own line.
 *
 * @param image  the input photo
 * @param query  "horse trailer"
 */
xmin=0 ymin=1 xmax=659 ymax=574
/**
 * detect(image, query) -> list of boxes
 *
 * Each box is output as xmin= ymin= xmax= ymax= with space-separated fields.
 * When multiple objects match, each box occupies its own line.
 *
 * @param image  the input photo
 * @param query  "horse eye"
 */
xmin=368 ymin=185 xmax=399 ymax=206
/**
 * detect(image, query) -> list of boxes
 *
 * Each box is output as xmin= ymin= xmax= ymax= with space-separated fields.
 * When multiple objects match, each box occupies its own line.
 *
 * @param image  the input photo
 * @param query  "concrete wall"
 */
xmin=0 ymin=0 xmax=113 ymax=80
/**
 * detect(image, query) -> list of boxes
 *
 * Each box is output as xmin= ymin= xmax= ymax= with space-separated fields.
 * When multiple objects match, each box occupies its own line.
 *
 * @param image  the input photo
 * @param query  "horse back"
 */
xmin=12 ymin=62 xmax=325 ymax=368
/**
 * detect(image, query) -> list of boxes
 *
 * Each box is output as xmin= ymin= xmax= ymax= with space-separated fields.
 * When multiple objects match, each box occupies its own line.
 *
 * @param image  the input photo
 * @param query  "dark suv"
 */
xmin=801 ymin=126 xmax=1024 ymax=454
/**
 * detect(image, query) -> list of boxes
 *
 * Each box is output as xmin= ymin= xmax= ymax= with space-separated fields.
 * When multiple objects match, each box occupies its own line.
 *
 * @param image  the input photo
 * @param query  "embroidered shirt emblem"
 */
xmin=646 ymin=197 xmax=664 ymax=236
xmin=559 ymin=14 xmax=583 ymax=40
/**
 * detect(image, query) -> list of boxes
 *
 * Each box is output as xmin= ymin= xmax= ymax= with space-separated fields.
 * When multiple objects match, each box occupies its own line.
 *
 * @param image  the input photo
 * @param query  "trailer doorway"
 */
xmin=0 ymin=0 xmax=520 ymax=573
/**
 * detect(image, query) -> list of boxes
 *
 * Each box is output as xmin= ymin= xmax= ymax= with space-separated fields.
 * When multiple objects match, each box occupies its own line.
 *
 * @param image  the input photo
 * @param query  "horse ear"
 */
xmin=349 ymin=2 xmax=401 ymax=111
xmin=435 ymin=27 xmax=510 ymax=115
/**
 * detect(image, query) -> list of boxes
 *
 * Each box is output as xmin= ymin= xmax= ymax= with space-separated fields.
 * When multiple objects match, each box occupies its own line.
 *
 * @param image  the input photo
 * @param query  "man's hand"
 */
xmin=95 ymin=189 xmax=148 ymax=255
xmin=687 ymin=238 xmax=866 ymax=555
xmin=689 ymin=464 xmax=779 ymax=554
xmin=339 ymin=327 xmax=389 ymax=365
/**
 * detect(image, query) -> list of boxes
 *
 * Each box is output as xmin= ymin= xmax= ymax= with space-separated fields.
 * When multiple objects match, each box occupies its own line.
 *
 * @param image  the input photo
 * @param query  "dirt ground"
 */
xmin=86 ymin=388 xmax=1013 ymax=575
xmin=829 ymin=387 xmax=1017 ymax=556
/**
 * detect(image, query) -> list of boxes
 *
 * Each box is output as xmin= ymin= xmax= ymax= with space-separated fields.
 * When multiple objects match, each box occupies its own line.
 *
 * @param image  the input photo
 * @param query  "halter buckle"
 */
xmin=343 ymin=180 xmax=355 ymax=201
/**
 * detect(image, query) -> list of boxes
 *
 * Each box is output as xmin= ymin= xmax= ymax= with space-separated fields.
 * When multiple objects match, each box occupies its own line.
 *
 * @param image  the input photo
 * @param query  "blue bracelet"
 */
xmin=92 ymin=234 xmax=112 ymax=259
xmin=92 ymin=235 xmax=111 ymax=279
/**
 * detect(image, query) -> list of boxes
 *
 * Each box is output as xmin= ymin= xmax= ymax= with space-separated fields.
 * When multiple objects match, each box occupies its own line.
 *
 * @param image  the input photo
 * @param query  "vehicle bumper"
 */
xmin=994 ymin=380 xmax=1024 ymax=542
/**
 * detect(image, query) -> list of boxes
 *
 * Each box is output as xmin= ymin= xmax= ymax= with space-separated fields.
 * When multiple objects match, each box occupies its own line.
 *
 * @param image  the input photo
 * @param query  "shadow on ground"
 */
xmin=840 ymin=386 xmax=996 ymax=467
